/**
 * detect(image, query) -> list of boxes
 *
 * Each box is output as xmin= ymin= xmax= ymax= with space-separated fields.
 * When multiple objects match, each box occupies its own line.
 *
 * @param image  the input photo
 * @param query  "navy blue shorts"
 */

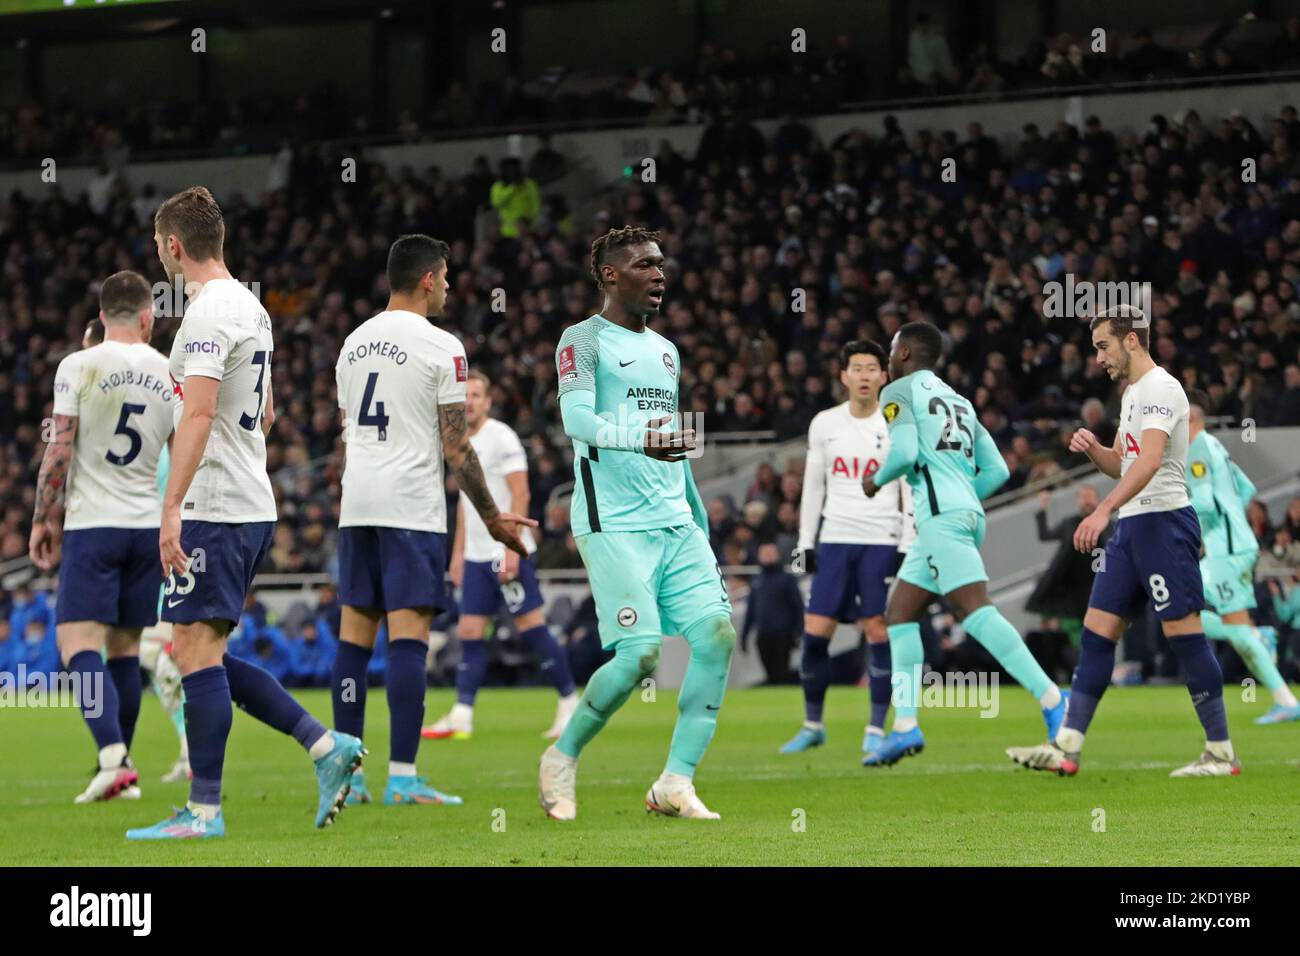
xmin=161 ymin=520 xmax=275 ymax=626
xmin=461 ymin=556 xmax=545 ymax=618
xmin=56 ymin=527 xmax=162 ymax=628
xmin=807 ymin=543 xmax=901 ymax=622
xmin=338 ymin=526 xmax=448 ymax=614
xmin=1088 ymin=506 xmax=1204 ymax=622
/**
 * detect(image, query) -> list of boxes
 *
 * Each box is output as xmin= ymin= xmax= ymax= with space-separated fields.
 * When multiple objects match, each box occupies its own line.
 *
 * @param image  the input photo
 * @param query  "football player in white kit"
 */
xmin=79 ymin=315 xmax=189 ymax=785
xmin=128 ymin=187 xmax=365 ymax=841
xmin=781 ymin=340 xmax=914 ymax=762
xmin=30 ymin=271 xmax=173 ymax=805
xmin=1009 ymin=305 xmax=1240 ymax=777
xmin=331 ymin=234 xmax=535 ymax=807
xmin=423 ymin=369 xmax=579 ymax=742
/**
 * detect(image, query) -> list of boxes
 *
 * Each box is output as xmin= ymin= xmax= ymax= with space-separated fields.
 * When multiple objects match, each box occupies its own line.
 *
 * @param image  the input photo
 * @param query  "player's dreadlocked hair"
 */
xmin=589 ymin=226 xmax=664 ymax=286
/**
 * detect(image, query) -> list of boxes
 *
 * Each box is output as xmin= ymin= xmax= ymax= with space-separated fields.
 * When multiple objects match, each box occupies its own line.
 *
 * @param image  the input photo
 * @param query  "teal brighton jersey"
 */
xmin=556 ymin=314 xmax=692 ymax=535
xmin=155 ymin=442 xmax=170 ymax=500
xmin=879 ymin=369 xmax=988 ymax=524
xmin=1187 ymin=430 xmax=1256 ymax=558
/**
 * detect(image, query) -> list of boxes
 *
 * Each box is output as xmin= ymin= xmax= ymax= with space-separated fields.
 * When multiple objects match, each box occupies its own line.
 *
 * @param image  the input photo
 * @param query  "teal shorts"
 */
xmin=897 ymin=510 xmax=989 ymax=595
xmin=576 ymin=524 xmax=732 ymax=649
xmin=1201 ymin=550 xmax=1258 ymax=614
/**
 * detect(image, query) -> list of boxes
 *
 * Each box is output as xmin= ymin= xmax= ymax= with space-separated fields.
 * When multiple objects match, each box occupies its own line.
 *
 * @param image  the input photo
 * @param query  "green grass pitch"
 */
xmin=3 ymin=684 xmax=1297 ymax=865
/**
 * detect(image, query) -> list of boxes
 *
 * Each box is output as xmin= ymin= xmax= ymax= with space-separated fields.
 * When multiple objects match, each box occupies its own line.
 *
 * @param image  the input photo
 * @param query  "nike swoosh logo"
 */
xmin=619 ymin=360 xmax=635 ymax=367
xmin=167 ymin=598 xmax=185 ymax=608
xmin=1154 ymin=601 xmax=1170 ymax=612
xmin=705 ymin=704 xmax=721 ymax=711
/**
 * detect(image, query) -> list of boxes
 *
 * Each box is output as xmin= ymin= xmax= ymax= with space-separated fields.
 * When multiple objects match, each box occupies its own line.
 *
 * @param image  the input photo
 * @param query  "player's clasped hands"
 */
xmin=642 ymin=414 xmax=696 ymax=462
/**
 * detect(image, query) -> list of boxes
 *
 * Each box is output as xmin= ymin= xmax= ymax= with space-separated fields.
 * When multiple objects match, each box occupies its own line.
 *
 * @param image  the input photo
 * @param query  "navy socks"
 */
xmin=800 ymin=633 xmax=830 ymax=724
xmin=520 ymin=624 xmax=576 ymax=697
xmin=386 ymin=638 xmax=427 ymax=765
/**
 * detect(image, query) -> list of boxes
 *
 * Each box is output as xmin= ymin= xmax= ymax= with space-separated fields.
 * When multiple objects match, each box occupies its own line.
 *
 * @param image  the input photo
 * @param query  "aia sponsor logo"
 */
xmin=454 ymin=355 xmax=467 ymax=382
xmin=831 ymin=457 xmax=879 ymax=479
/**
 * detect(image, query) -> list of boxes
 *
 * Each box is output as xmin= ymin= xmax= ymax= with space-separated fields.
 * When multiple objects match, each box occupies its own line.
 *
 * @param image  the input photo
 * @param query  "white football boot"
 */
xmin=538 ymin=745 xmax=577 ymax=820
xmin=645 ymin=772 xmax=721 ymax=820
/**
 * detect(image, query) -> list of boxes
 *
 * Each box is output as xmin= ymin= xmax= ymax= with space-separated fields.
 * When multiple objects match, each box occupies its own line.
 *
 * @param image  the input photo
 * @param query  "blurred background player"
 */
xmin=332 ymin=235 xmax=534 ymax=807
xmin=863 ymin=321 xmax=1066 ymax=766
xmin=128 ymin=187 xmax=365 ymax=841
xmin=423 ymin=369 xmax=578 ymax=742
xmin=30 ymin=271 xmax=173 ymax=804
xmin=1186 ymin=389 xmax=1299 ymax=724
xmin=537 ymin=227 xmax=736 ymax=821
xmin=85 ymin=315 xmax=191 ymax=782
xmin=782 ymin=339 xmax=912 ymax=761
xmin=1008 ymin=307 xmax=1240 ymax=778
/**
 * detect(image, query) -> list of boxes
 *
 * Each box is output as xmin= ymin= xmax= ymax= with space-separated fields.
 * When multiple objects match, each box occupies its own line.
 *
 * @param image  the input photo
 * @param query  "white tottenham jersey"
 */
xmin=460 ymin=418 xmax=537 ymax=562
xmin=336 ymin=310 xmax=468 ymax=532
xmin=52 ymin=341 xmax=174 ymax=530
xmin=167 ymin=279 xmax=277 ymax=523
xmin=799 ymin=402 xmax=908 ymax=549
xmin=1116 ymin=365 xmax=1191 ymax=519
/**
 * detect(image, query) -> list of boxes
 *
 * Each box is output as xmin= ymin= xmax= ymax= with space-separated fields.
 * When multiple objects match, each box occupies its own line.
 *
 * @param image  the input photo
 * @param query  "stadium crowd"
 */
xmin=8 ymin=14 xmax=1300 ymax=164
xmin=2 ymin=90 xmax=1300 ymax=684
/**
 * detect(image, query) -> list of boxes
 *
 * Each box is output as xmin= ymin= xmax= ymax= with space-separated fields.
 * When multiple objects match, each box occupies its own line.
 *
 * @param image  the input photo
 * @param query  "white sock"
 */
xmin=803 ymin=720 xmax=824 ymax=731
xmin=187 ymin=801 xmax=221 ymax=821
xmin=450 ymin=702 xmax=474 ymax=722
xmin=1056 ymin=727 xmax=1085 ymax=753
xmin=1273 ymin=686 xmax=1299 ymax=708
xmin=892 ymin=716 xmax=918 ymax=733
xmin=98 ymin=742 xmax=127 ymax=770
xmin=866 ymin=725 xmax=884 ymax=737
xmin=1207 ymin=739 xmax=1235 ymax=762
xmin=1038 ymin=685 xmax=1062 ymax=709
xmin=659 ymin=770 xmax=692 ymax=787
xmin=559 ymin=691 xmax=579 ymax=705
xmin=307 ymin=732 xmax=334 ymax=760
xmin=389 ymin=761 xmax=418 ymax=778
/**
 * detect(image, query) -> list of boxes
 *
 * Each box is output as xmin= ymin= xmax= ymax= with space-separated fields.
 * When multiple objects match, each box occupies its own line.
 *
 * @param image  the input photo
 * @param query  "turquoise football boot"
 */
xmin=383 ymin=776 xmax=464 ymax=806
xmin=862 ymin=726 xmax=925 ymax=767
xmin=779 ymin=724 xmax=827 ymax=754
xmin=345 ymin=770 xmax=371 ymax=806
xmin=126 ymin=806 xmax=225 ymax=840
xmin=314 ymin=732 xmax=366 ymax=828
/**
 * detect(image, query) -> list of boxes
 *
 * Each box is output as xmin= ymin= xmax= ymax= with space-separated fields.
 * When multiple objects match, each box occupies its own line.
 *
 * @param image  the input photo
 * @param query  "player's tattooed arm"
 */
xmin=32 ymin=414 xmax=77 ymax=524
xmin=439 ymin=402 xmax=498 ymax=521
xmin=439 ymin=402 xmax=537 ymax=557
xmin=30 ymin=413 xmax=77 ymax=570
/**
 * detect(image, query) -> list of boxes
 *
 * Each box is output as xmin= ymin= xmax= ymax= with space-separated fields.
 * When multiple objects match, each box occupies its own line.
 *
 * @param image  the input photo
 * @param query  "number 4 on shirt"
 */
xmin=358 ymin=371 xmax=390 ymax=441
